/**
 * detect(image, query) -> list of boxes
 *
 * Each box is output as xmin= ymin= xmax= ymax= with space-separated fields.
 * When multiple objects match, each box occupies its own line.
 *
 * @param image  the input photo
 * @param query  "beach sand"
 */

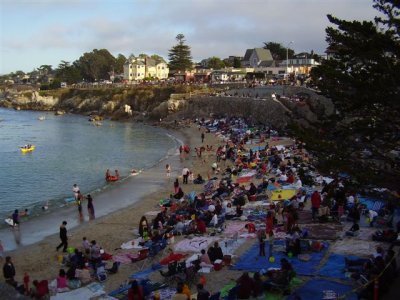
xmin=1 ymin=123 xmax=248 ymax=295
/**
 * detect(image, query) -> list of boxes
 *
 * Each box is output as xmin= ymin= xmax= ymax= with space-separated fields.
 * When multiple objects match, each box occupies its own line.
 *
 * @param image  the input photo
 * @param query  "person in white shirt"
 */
xmin=210 ymin=213 xmax=219 ymax=227
xmin=182 ymin=167 xmax=190 ymax=184
xmin=294 ymin=178 xmax=302 ymax=189
xmin=368 ymin=210 xmax=378 ymax=227
xmin=279 ymin=173 xmax=288 ymax=183
xmin=72 ymin=184 xmax=80 ymax=200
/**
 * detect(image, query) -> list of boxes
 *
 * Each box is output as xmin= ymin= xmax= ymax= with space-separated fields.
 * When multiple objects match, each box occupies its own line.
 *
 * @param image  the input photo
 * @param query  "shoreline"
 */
xmin=0 ymin=126 xmax=188 ymax=252
xmin=0 ymin=122 xmax=209 ymax=295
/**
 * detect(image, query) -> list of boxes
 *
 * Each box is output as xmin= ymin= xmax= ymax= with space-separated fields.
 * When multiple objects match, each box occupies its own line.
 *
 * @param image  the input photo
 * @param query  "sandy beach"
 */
xmin=2 ymin=121 xmax=399 ymax=300
xmin=0 ymin=122 xmax=234 ymax=294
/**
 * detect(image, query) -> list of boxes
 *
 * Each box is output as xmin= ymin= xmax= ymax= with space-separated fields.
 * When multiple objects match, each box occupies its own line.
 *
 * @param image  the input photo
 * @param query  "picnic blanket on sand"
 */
xmin=223 ymin=221 xmax=246 ymax=237
xmin=287 ymin=279 xmax=357 ymax=300
xmin=113 ymin=253 xmax=140 ymax=264
xmin=174 ymin=236 xmax=219 ymax=252
xmin=319 ymin=254 xmax=362 ymax=280
xmin=120 ymin=238 xmax=144 ymax=250
xmin=50 ymin=282 xmax=105 ymax=299
xmin=231 ymin=240 xmax=328 ymax=276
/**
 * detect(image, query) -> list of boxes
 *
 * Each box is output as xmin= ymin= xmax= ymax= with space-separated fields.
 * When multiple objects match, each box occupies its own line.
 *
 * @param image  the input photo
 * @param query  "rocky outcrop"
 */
xmin=0 ymin=85 xmax=334 ymax=129
xmin=0 ymin=88 xmax=58 ymax=110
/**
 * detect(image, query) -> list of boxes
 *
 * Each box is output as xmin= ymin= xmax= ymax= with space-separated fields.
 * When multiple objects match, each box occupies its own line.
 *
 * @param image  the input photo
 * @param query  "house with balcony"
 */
xmin=123 ymin=56 xmax=169 ymax=81
xmin=279 ymin=56 xmax=320 ymax=75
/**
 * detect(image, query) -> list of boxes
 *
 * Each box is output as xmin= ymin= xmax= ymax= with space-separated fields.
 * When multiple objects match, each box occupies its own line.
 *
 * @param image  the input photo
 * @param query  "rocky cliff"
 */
xmin=0 ymin=85 xmax=333 ymax=129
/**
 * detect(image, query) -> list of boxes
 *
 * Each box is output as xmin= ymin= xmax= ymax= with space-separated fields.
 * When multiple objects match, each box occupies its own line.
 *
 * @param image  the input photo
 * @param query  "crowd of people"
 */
xmin=2 ymin=116 xmax=399 ymax=300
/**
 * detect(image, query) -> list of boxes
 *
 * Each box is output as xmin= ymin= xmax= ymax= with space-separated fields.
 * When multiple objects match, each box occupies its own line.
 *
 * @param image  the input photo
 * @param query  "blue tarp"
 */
xmin=231 ymin=240 xmax=328 ymax=276
xmin=129 ymin=263 xmax=163 ymax=279
xmin=318 ymin=254 xmax=361 ymax=280
xmin=287 ymin=279 xmax=357 ymax=300
xmin=358 ymin=196 xmax=385 ymax=212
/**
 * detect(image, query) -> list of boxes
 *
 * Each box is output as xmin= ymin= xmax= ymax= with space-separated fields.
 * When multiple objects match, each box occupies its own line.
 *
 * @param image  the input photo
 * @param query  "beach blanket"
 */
xmin=236 ymin=170 xmax=257 ymax=183
xmin=219 ymin=282 xmax=237 ymax=298
xmin=159 ymin=253 xmax=187 ymax=265
xmin=149 ymin=287 xmax=176 ymax=300
xmin=269 ymin=189 xmax=297 ymax=201
xmin=223 ymin=221 xmax=246 ymax=237
xmin=174 ymin=236 xmax=219 ymax=253
xmin=113 ymin=253 xmax=140 ymax=264
xmin=129 ymin=263 xmax=163 ymax=279
xmin=231 ymin=240 xmax=328 ymax=276
xmin=50 ymin=282 xmax=105 ymax=299
xmin=287 ymin=279 xmax=357 ymax=300
xmin=319 ymin=254 xmax=362 ymax=280
xmin=330 ymin=239 xmax=380 ymax=257
xmin=120 ymin=238 xmax=144 ymax=250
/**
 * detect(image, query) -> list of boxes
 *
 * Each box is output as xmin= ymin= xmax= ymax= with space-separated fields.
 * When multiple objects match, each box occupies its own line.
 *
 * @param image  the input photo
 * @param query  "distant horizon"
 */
xmin=1 ymin=0 xmax=379 ymax=75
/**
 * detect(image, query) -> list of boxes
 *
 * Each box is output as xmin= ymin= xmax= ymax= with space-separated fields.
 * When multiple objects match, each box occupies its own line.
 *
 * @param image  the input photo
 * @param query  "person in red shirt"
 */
xmin=128 ymin=280 xmax=144 ymax=300
xmin=265 ymin=211 xmax=274 ymax=236
xmin=287 ymin=173 xmax=295 ymax=184
xmin=311 ymin=191 xmax=321 ymax=221
xmin=196 ymin=218 xmax=207 ymax=234
xmin=245 ymin=223 xmax=256 ymax=233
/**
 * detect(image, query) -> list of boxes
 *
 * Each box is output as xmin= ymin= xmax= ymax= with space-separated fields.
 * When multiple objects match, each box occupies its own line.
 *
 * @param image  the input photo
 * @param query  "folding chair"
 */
xmin=139 ymin=239 xmax=167 ymax=270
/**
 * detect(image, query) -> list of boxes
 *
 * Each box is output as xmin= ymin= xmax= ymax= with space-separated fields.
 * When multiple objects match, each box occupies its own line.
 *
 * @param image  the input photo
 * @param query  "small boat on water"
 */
xmin=105 ymin=169 xmax=119 ymax=182
xmin=38 ymin=116 xmax=46 ymax=121
xmin=20 ymin=145 xmax=35 ymax=153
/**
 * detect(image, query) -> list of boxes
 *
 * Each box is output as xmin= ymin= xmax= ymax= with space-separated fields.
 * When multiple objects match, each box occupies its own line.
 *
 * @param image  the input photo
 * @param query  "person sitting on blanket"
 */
xmin=193 ymin=174 xmax=205 ymax=184
xmin=236 ymin=272 xmax=255 ymax=299
xmin=196 ymin=283 xmax=210 ymax=300
xmin=139 ymin=216 xmax=150 ymax=238
xmin=253 ymin=272 xmax=264 ymax=298
xmin=196 ymin=217 xmax=207 ymax=234
xmin=173 ymin=187 xmax=185 ymax=200
xmin=245 ymin=222 xmax=256 ymax=233
xmin=285 ymin=228 xmax=301 ymax=256
xmin=264 ymin=258 xmax=295 ymax=289
xmin=199 ymin=249 xmax=213 ymax=268
xmin=207 ymin=241 xmax=224 ymax=263
xmin=128 ymin=279 xmax=144 ymax=300
xmin=345 ymin=220 xmax=360 ymax=237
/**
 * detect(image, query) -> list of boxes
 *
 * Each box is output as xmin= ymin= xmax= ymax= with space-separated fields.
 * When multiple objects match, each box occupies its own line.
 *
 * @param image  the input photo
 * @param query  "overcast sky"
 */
xmin=0 ymin=0 xmax=379 ymax=74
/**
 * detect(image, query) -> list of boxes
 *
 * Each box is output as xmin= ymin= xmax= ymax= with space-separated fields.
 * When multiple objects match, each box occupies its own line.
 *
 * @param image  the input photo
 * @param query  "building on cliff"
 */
xmin=123 ymin=56 xmax=169 ymax=81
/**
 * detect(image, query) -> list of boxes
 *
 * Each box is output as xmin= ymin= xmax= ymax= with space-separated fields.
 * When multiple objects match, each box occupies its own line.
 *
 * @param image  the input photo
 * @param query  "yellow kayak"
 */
xmin=20 ymin=145 xmax=35 ymax=153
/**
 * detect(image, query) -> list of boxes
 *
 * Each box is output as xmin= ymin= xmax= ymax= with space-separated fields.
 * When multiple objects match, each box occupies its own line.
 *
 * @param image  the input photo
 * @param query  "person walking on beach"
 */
xmin=182 ymin=167 xmax=190 ymax=184
xmin=56 ymin=221 xmax=68 ymax=252
xmin=3 ymin=256 xmax=17 ymax=287
xmin=0 ymin=240 xmax=4 ymax=263
xmin=87 ymin=194 xmax=95 ymax=220
xmin=12 ymin=209 xmax=20 ymax=227
xmin=76 ymin=192 xmax=84 ymax=220
xmin=72 ymin=184 xmax=80 ymax=200
xmin=166 ymin=164 xmax=171 ymax=178
xmin=173 ymin=178 xmax=180 ymax=194
xmin=257 ymin=228 xmax=266 ymax=257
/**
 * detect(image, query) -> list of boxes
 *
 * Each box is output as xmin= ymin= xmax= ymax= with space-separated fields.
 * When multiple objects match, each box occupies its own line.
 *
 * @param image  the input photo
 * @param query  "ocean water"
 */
xmin=0 ymin=108 xmax=178 ymax=221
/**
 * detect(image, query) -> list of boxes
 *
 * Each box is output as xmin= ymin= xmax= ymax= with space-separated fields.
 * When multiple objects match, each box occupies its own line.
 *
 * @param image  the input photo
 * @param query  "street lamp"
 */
xmin=286 ymin=41 xmax=294 ymax=80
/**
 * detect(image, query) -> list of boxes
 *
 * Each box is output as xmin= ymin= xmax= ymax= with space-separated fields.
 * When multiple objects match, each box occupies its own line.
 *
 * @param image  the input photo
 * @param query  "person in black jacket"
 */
xmin=207 ymin=241 xmax=224 ymax=263
xmin=56 ymin=221 xmax=68 ymax=252
xmin=3 ymin=256 xmax=17 ymax=287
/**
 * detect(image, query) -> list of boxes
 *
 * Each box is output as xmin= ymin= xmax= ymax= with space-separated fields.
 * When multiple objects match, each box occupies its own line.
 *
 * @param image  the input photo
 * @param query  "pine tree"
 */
xmin=168 ymin=34 xmax=193 ymax=72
